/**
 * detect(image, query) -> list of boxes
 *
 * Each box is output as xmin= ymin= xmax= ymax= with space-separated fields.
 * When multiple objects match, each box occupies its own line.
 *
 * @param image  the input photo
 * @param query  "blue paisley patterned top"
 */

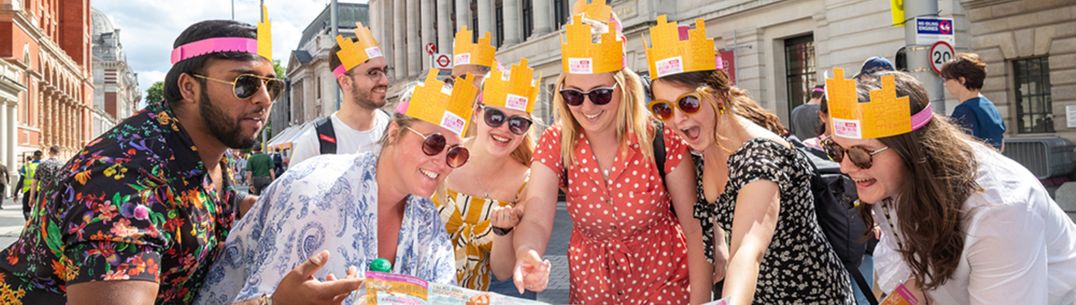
xmin=195 ymin=152 xmax=456 ymax=305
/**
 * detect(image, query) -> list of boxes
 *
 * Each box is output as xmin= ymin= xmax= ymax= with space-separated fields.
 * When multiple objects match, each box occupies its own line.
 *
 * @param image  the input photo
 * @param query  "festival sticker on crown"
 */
xmin=453 ymin=26 xmax=497 ymax=68
xmin=561 ymin=0 xmax=624 ymax=75
xmin=406 ymin=70 xmax=479 ymax=136
xmin=826 ymin=68 xmax=933 ymax=139
xmin=483 ymin=58 xmax=541 ymax=113
xmin=644 ymin=16 xmax=715 ymax=79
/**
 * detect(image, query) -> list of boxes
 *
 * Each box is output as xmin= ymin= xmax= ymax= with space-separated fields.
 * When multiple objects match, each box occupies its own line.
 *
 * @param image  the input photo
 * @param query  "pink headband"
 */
xmin=333 ymin=65 xmax=348 ymax=78
xmin=813 ymin=87 xmax=825 ymax=93
xmin=910 ymin=103 xmax=934 ymax=131
xmin=170 ymin=37 xmax=259 ymax=65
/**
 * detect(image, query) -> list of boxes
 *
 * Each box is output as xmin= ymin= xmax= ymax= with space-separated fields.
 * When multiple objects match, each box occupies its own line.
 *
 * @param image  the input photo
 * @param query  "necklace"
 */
xmin=881 ymin=200 xmax=905 ymax=250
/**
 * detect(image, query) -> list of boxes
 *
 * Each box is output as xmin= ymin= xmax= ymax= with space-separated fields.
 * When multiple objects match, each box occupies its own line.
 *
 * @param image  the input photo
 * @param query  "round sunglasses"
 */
xmin=403 ymin=126 xmax=469 ymax=168
xmin=482 ymin=105 xmax=533 ymax=135
xmin=822 ymin=138 xmax=890 ymax=169
xmin=648 ymin=87 xmax=713 ymax=121
xmin=193 ymin=73 xmax=285 ymax=101
xmin=559 ymin=83 xmax=618 ymax=106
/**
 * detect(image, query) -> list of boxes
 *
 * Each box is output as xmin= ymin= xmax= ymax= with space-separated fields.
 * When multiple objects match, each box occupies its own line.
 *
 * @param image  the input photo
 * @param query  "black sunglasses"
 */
xmin=822 ymin=138 xmax=890 ymax=169
xmin=193 ymin=73 xmax=284 ymax=101
xmin=403 ymin=127 xmax=469 ymax=168
xmin=482 ymin=106 xmax=533 ymax=135
xmin=559 ymin=83 xmax=618 ymax=106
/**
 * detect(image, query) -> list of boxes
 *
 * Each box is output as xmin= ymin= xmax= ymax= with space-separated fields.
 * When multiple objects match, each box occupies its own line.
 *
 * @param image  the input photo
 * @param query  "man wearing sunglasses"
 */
xmin=290 ymin=23 xmax=391 ymax=167
xmin=0 ymin=19 xmax=363 ymax=305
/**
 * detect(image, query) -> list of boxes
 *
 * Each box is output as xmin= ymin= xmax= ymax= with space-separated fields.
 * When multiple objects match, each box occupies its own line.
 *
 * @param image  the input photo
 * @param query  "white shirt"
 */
xmin=289 ymin=110 xmax=390 ymax=167
xmin=873 ymin=142 xmax=1076 ymax=305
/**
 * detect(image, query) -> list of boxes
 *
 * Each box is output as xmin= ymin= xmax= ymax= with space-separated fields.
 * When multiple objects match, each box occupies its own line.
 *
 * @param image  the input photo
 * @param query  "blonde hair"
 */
xmin=553 ymin=68 xmax=654 ymax=168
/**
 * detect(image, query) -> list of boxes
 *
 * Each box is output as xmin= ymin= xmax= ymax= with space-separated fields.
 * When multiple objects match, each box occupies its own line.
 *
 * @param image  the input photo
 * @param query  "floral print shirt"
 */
xmin=195 ymin=152 xmax=456 ymax=305
xmin=0 ymin=102 xmax=241 ymax=305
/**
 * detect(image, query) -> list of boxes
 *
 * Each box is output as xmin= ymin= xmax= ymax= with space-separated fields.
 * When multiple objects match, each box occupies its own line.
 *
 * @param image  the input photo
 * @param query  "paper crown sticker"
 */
xmin=405 ymin=70 xmax=479 ymax=136
xmin=453 ymin=26 xmax=497 ymax=68
xmin=645 ymin=16 xmax=716 ymax=79
xmin=333 ymin=22 xmax=383 ymax=77
xmin=170 ymin=4 xmax=273 ymax=64
xmin=826 ymin=68 xmax=933 ymax=139
xmin=483 ymin=58 xmax=542 ymax=114
xmin=561 ymin=3 xmax=624 ymax=75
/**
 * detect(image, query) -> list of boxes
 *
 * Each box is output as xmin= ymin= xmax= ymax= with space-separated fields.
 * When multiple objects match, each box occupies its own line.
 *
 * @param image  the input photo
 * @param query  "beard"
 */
xmin=353 ymin=81 xmax=388 ymax=110
xmin=200 ymin=90 xmax=260 ymax=149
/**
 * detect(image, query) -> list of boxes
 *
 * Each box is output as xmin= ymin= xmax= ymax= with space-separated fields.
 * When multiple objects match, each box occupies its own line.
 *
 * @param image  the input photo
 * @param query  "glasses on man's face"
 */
xmin=559 ymin=83 xmax=618 ymax=106
xmin=481 ymin=105 xmax=532 ymax=135
xmin=403 ymin=126 xmax=469 ymax=168
xmin=648 ymin=87 xmax=712 ymax=121
xmin=193 ymin=73 xmax=284 ymax=101
xmin=822 ymin=138 xmax=890 ymax=169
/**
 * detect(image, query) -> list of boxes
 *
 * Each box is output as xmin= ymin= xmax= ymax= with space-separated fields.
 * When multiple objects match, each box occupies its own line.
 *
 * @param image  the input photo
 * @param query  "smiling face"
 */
xmin=562 ymin=72 xmax=621 ymax=133
xmin=196 ymin=58 xmax=276 ymax=149
xmin=830 ymin=136 xmax=909 ymax=204
xmin=343 ymin=57 xmax=390 ymax=109
xmin=389 ymin=120 xmax=464 ymax=197
xmin=474 ymin=105 xmax=531 ymax=157
xmin=651 ymin=79 xmax=718 ymax=152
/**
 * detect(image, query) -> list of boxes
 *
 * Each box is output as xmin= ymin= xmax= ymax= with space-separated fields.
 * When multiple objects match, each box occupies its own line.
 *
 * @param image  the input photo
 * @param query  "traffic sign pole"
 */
xmin=903 ymin=0 xmax=947 ymax=114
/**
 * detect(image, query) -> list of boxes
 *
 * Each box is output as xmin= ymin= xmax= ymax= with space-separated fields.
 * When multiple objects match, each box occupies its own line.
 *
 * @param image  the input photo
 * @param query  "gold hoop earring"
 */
xmin=719 ymin=105 xmax=727 ymax=115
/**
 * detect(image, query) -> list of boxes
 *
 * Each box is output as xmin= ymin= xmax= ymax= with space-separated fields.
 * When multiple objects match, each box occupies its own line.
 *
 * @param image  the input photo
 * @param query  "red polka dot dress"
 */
xmin=533 ymin=124 xmax=691 ymax=304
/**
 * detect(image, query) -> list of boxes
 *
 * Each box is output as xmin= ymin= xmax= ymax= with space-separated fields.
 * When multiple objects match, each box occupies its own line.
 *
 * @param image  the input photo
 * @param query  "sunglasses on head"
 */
xmin=559 ymin=83 xmax=618 ymax=106
xmin=648 ymin=87 xmax=713 ymax=121
xmin=403 ymin=126 xmax=469 ymax=168
xmin=481 ymin=105 xmax=533 ymax=135
xmin=822 ymin=138 xmax=890 ymax=169
xmin=193 ymin=73 xmax=285 ymax=101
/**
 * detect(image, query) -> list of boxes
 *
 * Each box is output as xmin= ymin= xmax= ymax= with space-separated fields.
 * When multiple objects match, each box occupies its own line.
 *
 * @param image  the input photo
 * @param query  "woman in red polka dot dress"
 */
xmin=509 ymin=3 xmax=713 ymax=304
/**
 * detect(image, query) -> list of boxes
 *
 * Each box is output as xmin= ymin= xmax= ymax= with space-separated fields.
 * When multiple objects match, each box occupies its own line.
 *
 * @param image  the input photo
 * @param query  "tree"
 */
xmin=273 ymin=60 xmax=285 ymax=79
xmin=145 ymin=81 xmax=165 ymax=104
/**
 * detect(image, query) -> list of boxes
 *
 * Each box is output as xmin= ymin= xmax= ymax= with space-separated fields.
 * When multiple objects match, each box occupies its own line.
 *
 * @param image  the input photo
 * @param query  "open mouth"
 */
xmin=420 ymin=168 xmax=439 ymax=180
xmin=679 ymin=126 xmax=701 ymax=141
xmin=491 ymin=134 xmax=511 ymax=144
xmin=851 ymin=176 xmax=876 ymax=188
xmin=583 ymin=110 xmax=603 ymax=121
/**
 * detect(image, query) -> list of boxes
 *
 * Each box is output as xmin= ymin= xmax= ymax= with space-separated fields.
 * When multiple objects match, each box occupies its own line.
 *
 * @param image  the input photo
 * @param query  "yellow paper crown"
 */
xmin=483 ymin=58 xmax=542 ymax=114
xmin=453 ymin=26 xmax=497 ymax=68
xmin=406 ymin=70 xmax=479 ymax=136
xmin=561 ymin=15 xmax=624 ymax=74
xmin=334 ymin=22 xmax=383 ymax=73
xmin=257 ymin=4 xmax=272 ymax=60
xmin=645 ymin=16 xmax=715 ymax=79
xmin=573 ymin=0 xmax=614 ymax=23
xmin=826 ymin=68 xmax=912 ymax=139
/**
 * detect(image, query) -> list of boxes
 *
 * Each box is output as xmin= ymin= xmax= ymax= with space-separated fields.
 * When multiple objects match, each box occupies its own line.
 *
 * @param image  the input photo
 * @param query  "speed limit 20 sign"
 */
xmin=930 ymin=41 xmax=955 ymax=75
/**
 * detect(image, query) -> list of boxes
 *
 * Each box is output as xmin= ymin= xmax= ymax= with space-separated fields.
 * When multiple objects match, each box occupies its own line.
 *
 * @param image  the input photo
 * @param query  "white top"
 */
xmin=873 ymin=142 xmax=1076 ymax=305
xmin=289 ymin=110 xmax=390 ymax=167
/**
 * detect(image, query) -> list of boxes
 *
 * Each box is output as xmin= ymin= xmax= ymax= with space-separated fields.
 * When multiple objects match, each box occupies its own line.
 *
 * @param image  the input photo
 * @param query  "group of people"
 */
xmin=1 ymin=146 xmax=66 ymax=220
xmin=0 ymin=1 xmax=1074 ymax=305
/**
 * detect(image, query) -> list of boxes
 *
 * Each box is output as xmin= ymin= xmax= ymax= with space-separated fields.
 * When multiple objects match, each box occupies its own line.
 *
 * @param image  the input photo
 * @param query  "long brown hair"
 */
xmin=856 ymin=71 xmax=980 ymax=290
xmin=656 ymin=70 xmax=788 ymax=143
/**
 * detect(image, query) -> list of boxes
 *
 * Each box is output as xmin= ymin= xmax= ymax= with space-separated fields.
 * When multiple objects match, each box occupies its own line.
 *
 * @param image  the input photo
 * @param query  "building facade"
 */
xmin=91 ymin=8 xmax=140 ymax=139
xmin=271 ymin=2 xmax=369 ymax=141
xmin=368 ymin=0 xmax=1076 ymax=145
xmin=1 ymin=0 xmax=94 ymax=175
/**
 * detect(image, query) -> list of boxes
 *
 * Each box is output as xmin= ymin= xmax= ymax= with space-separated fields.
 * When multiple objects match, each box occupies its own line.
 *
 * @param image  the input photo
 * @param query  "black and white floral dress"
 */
xmin=693 ymin=138 xmax=854 ymax=304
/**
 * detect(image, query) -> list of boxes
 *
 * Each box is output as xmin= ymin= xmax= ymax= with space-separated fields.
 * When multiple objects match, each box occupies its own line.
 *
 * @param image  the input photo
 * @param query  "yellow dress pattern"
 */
xmin=434 ymin=180 xmax=526 ymax=291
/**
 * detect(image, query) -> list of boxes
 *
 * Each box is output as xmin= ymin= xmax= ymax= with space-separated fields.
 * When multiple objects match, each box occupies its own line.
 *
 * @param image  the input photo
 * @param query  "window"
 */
xmin=784 ymin=34 xmax=815 ymax=115
xmin=522 ymin=0 xmax=533 ymax=38
xmin=495 ymin=0 xmax=504 ymax=46
xmin=553 ymin=0 xmax=570 ymax=30
xmin=1013 ymin=56 xmax=1053 ymax=133
xmin=471 ymin=0 xmax=478 ymax=41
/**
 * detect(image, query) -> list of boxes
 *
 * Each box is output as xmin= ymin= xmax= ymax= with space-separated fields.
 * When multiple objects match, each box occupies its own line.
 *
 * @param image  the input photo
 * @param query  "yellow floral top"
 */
xmin=434 ymin=178 xmax=527 ymax=291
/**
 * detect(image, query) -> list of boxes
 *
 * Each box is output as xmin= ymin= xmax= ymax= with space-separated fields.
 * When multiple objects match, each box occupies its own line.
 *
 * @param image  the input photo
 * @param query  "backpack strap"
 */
xmin=845 ymin=262 xmax=880 ymax=305
xmin=314 ymin=116 xmax=337 ymax=155
xmin=653 ymin=120 xmax=667 ymax=182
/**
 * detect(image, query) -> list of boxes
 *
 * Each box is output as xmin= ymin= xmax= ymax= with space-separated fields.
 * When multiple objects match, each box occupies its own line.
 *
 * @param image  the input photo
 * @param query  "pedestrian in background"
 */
xmin=0 ymin=161 xmax=9 ymax=208
xmin=246 ymin=145 xmax=275 ymax=195
xmin=790 ymin=85 xmax=825 ymax=141
xmin=941 ymin=53 xmax=1005 ymax=150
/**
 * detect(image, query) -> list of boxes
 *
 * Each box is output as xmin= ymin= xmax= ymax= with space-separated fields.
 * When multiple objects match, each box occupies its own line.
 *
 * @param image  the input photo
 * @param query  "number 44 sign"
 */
xmin=929 ymin=41 xmax=955 ymax=76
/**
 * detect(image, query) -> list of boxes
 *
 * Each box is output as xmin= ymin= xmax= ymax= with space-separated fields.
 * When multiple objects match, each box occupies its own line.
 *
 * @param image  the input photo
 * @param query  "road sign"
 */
xmin=433 ymin=53 xmax=452 ymax=70
xmin=929 ymin=41 xmax=955 ymax=75
xmin=425 ymin=43 xmax=437 ymax=56
xmin=915 ymin=17 xmax=954 ymax=45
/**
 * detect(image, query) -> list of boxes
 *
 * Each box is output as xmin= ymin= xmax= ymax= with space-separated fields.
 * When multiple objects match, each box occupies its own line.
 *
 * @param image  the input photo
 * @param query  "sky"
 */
xmin=92 ymin=0 xmax=366 ymax=99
